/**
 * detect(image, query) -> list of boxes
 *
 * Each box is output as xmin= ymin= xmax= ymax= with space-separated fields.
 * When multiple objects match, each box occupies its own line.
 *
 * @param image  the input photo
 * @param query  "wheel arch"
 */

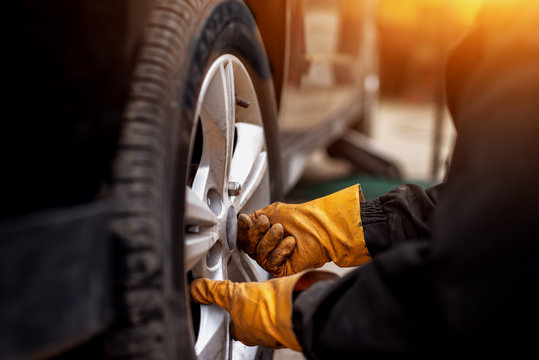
xmin=243 ymin=0 xmax=287 ymax=107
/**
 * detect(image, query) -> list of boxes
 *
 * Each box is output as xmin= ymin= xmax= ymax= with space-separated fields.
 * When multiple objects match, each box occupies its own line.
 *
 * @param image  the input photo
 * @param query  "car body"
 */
xmin=249 ymin=0 xmax=379 ymax=190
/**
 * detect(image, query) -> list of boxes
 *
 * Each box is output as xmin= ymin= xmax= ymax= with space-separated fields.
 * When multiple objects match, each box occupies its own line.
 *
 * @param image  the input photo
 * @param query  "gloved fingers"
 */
xmin=242 ymin=214 xmax=271 ymax=257
xmin=254 ymin=223 xmax=284 ymax=266
xmin=189 ymin=278 xmax=233 ymax=310
xmin=237 ymin=214 xmax=254 ymax=255
xmin=265 ymin=236 xmax=297 ymax=276
xmin=251 ymin=202 xmax=283 ymax=224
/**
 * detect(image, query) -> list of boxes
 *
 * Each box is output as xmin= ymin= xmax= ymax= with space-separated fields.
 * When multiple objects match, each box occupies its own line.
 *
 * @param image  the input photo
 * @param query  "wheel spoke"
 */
xmin=227 ymin=251 xmax=252 ymax=282
xmin=229 ymin=251 xmax=265 ymax=282
xmin=193 ymin=60 xmax=236 ymax=197
xmin=223 ymin=59 xmax=236 ymax=179
xmin=185 ymin=186 xmax=217 ymax=226
xmin=229 ymin=122 xmax=267 ymax=211
xmin=195 ymin=304 xmax=229 ymax=359
xmin=233 ymin=152 xmax=268 ymax=210
xmin=185 ymin=232 xmax=219 ymax=272
xmin=184 ymin=186 xmax=219 ymax=271
xmin=198 ymin=61 xmax=231 ymax=138
xmin=191 ymin=159 xmax=211 ymax=200
xmin=230 ymin=340 xmax=258 ymax=359
xmin=229 ymin=123 xmax=265 ymax=185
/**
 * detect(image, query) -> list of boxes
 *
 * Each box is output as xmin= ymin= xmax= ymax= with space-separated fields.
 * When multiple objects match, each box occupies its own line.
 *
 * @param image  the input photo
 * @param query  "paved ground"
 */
xmin=297 ymin=99 xmax=456 ymax=185
xmin=273 ymin=99 xmax=456 ymax=359
xmin=372 ymin=99 xmax=456 ymax=182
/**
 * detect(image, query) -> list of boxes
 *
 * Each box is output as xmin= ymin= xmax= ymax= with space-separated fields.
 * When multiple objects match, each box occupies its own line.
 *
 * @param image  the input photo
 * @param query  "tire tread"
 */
xmin=106 ymin=0 xmax=206 ymax=358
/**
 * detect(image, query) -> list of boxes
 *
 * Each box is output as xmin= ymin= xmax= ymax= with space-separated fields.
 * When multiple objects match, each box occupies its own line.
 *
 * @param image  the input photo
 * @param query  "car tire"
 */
xmin=106 ymin=0 xmax=282 ymax=359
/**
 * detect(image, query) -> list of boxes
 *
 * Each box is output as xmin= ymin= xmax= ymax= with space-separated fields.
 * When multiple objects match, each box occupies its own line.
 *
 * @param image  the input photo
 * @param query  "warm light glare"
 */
xmin=454 ymin=0 xmax=485 ymax=23
xmin=380 ymin=0 xmax=485 ymax=28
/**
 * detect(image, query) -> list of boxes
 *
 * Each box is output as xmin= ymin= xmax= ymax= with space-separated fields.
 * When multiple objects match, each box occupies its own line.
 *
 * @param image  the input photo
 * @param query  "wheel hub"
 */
xmin=225 ymin=206 xmax=237 ymax=250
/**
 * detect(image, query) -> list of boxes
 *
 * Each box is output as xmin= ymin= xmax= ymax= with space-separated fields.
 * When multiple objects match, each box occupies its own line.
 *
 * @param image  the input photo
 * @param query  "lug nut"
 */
xmin=228 ymin=181 xmax=242 ymax=196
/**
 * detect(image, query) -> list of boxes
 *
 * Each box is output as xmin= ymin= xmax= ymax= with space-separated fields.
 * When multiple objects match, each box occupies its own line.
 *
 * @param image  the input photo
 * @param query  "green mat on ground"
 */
xmin=285 ymin=175 xmax=435 ymax=202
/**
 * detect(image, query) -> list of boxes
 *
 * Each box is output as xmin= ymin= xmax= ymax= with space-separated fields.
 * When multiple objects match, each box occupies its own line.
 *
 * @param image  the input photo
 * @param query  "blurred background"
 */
xmin=280 ymin=3 xmax=486 ymax=357
xmin=286 ymin=0 xmax=485 ymax=204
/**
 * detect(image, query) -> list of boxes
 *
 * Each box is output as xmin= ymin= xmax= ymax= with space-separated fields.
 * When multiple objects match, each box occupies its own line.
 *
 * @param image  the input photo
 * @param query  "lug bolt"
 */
xmin=227 ymin=181 xmax=242 ymax=196
xmin=235 ymin=96 xmax=250 ymax=108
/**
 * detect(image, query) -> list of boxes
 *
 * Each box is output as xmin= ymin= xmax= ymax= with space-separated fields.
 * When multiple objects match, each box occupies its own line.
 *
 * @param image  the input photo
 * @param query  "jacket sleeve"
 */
xmin=293 ymin=1 xmax=539 ymax=358
xmin=360 ymin=184 xmax=443 ymax=257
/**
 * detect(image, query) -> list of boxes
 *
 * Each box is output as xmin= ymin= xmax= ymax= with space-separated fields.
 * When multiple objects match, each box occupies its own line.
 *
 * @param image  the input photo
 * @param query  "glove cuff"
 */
xmin=272 ymin=271 xmax=339 ymax=351
xmin=266 ymin=273 xmax=305 ymax=351
xmin=316 ymin=184 xmax=372 ymax=267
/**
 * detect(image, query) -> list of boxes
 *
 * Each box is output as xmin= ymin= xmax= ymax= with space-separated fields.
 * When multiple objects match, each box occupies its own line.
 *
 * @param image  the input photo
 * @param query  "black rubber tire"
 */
xmin=106 ymin=0 xmax=281 ymax=359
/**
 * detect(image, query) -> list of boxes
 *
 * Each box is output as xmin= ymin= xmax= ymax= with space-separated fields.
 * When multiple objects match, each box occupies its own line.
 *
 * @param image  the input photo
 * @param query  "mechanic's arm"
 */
xmin=360 ymin=183 xmax=442 ymax=256
xmin=237 ymin=182 xmax=442 ymax=277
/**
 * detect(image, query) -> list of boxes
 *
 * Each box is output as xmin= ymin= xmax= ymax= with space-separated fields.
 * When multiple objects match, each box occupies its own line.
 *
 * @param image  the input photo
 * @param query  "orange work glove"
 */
xmin=238 ymin=184 xmax=371 ymax=277
xmin=189 ymin=271 xmax=338 ymax=351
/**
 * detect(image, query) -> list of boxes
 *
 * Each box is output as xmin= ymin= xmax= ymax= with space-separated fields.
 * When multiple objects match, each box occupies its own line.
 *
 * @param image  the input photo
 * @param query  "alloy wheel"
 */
xmin=184 ymin=54 xmax=271 ymax=359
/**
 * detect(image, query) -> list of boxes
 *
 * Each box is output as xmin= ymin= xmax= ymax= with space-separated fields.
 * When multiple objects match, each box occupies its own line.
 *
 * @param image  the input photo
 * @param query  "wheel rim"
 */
xmin=184 ymin=55 xmax=271 ymax=359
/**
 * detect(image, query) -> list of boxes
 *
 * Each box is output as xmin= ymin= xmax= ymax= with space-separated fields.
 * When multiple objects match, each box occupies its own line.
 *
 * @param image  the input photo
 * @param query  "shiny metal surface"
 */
xmin=184 ymin=54 xmax=271 ymax=359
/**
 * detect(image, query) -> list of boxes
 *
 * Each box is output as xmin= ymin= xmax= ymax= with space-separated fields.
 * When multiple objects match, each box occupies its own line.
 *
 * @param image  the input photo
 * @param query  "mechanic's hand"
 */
xmin=238 ymin=184 xmax=371 ymax=277
xmin=189 ymin=271 xmax=338 ymax=350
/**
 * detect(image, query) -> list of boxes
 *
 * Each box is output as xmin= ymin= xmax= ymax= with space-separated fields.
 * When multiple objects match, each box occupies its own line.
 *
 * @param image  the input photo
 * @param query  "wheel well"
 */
xmin=243 ymin=0 xmax=287 ymax=106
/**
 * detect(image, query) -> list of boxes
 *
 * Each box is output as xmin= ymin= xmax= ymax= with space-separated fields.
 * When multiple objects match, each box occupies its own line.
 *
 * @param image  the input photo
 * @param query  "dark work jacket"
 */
xmin=293 ymin=2 xmax=539 ymax=358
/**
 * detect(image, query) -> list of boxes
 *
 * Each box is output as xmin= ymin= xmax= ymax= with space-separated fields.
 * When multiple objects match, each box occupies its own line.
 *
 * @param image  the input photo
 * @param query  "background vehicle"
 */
xmin=0 ymin=1 xmax=379 ymax=359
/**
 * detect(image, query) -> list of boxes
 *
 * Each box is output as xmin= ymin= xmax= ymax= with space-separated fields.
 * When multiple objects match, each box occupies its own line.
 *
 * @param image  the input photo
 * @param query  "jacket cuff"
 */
xmin=292 ymin=276 xmax=338 ymax=358
xmin=360 ymin=199 xmax=391 ymax=257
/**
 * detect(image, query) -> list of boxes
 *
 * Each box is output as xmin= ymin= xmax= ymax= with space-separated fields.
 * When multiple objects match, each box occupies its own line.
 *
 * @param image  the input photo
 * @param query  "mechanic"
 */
xmin=190 ymin=0 xmax=539 ymax=358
